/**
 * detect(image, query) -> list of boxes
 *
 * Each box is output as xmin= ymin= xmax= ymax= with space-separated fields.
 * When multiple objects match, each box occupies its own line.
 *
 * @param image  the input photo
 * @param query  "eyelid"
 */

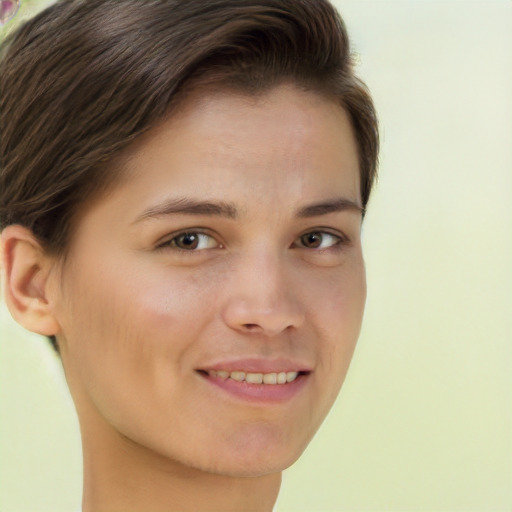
xmin=153 ymin=227 xmax=350 ymax=251
xmin=294 ymin=228 xmax=349 ymax=249
xmin=155 ymin=228 xmax=221 ymax=250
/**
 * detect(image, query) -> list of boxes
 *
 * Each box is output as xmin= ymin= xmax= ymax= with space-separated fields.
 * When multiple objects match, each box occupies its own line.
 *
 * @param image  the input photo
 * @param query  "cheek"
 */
xmin=123 ymin=263 xmax=227 ymax=355
xmin=306 ymin=257 xmax=366 ymax=395
xmin=55 ymin=256 xmax=220 ymax=432
xmin=60 ymin=254 xmax=219 ymax=346
xmin=56 ymin=254 xmax=225 ymax=417
xmin=308 ymin=256 xmax=366 ymax=339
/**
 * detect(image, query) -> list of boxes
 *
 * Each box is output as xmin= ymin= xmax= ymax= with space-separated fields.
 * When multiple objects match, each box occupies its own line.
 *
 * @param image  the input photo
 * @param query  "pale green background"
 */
xmin=1 ymin=1 xmax=511 ymax=511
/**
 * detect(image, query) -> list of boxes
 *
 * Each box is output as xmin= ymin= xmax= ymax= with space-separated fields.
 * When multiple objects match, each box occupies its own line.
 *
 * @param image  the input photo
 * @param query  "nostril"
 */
xmin=243 ymin=323 xmax=260 ymax=331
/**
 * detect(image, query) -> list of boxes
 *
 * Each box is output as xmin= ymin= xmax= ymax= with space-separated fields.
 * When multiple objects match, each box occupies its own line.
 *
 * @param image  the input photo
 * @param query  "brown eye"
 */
xmin=159 ymin=231 xmax=220 ymax=251
xmin=299 ymin=231 xmax=341 ymax=249
xmin=301 ymin=232 xmax=323 ymax=248
xmin=174 ymin=233 xmax=199 ymax=250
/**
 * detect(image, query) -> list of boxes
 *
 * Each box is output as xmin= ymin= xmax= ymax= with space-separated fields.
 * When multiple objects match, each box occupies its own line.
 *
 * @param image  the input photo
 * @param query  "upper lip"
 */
xmin=197 ymin=357 xmax=313 ymax=374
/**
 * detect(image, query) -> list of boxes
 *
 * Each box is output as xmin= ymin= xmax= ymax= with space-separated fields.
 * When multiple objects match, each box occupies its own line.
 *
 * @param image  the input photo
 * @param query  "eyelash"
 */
xmin=156 ymin=230 xmax=221 ymax=251
xmin=156 ymin=229 xmax=348 ymax=252
xmin=294 ymin=231 xmax=345 ymax=251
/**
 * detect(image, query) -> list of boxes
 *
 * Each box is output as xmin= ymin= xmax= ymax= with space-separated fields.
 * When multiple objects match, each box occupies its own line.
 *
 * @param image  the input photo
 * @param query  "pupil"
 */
xmin=303 ymin=232 xmax=322 ymax=248
xmin=180 ymin=233 xmax=198 ymax=249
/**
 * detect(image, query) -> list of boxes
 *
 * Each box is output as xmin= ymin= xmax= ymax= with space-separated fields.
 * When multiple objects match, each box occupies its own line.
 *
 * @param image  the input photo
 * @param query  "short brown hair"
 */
xmin=0 ymin=0 xmax=378 ymax=253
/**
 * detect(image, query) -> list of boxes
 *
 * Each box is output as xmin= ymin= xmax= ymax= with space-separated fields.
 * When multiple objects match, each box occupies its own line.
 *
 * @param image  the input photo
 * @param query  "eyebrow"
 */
xmin=134 ymin=197 xmax=238 ymax=223
xmin=296 ymin=198 xmax=365 ymax=218
xmin=134 ymin=196 xmax=363 ymax=224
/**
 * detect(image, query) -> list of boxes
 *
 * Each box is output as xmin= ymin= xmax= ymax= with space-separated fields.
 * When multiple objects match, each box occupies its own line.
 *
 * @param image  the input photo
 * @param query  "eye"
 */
xmin=297 ymin=231 xmax=342 ymax=250
xmin=158 ymin=231 xmax=220 ymax=251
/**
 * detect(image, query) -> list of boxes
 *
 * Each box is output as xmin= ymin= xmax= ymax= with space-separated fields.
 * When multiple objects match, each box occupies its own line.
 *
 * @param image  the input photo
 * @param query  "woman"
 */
xmin=0 ymin=1 xmax=378 ymax=511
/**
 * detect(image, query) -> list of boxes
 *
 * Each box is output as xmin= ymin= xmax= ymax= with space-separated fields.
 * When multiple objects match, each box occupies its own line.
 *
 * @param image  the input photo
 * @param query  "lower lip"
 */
xmin=198 ymin=372 xmax=310 ymax=404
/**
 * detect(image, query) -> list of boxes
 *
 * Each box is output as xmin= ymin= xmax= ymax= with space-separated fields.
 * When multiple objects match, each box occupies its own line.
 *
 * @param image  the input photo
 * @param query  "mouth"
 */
xmin=197 ymin=369 xmax=308 ymax=384
xmin=195 ymin=367 xmax=312 ymax=404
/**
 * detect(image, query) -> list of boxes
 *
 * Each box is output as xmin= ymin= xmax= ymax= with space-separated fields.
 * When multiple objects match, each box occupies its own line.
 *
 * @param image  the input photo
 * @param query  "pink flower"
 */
xmin=0 ymin=0 xmax=20 ymax=25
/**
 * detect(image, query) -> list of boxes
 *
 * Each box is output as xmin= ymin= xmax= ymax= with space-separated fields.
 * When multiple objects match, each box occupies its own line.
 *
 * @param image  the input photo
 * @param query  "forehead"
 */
xmin=120 ymin=84 xmax=359 ymax=195
xmin=71 ymin=84 xmax=361 ymax=236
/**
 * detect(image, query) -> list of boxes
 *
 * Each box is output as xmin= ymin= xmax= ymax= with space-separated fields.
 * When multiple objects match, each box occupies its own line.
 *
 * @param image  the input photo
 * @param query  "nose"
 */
xmin=221 ymin=250 xmax=306 ymax=337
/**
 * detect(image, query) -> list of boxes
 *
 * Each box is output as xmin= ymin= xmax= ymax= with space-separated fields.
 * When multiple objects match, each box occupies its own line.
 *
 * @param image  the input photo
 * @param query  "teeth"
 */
xmin=245 ymin=373 xmax=263 ymax=384
xmin=208 ymin=370 xmax=301 ymax=384
xmin=263 ymin=373 xmax=277 ymax=384
xmin=230 ymin=371 xmax=245 ymax=382
xmin=286 ymin=371 xmax=299 ymax=382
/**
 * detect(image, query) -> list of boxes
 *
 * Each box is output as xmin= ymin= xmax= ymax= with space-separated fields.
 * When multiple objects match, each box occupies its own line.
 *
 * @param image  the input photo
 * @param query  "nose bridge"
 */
xmin=221 ymin=244 xmax=305 ymax=336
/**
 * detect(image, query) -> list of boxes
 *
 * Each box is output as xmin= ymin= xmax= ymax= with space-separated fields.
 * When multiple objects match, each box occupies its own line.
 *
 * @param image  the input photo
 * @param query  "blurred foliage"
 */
xmin=0 ymin=0 xmax=56 ymax=41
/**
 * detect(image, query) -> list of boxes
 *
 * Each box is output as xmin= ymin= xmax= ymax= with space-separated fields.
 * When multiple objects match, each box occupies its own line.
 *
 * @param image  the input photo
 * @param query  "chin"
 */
xmin=202 ymin=451 xmax=302 ymax=479
xmin=191 ymin=426 xmax=311 ymax=478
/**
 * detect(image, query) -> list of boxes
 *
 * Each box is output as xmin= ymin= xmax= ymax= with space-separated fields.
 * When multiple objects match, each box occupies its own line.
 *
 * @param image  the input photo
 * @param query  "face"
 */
xmin=50 ymin=84 xmax=366 ymax=477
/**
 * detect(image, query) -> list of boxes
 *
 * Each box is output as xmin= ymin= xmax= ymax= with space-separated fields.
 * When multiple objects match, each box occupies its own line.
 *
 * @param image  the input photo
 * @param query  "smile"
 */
xmin=197 ymin=367 xmax=311 ymax=404
xmin=206 ymin=369 xmax=300 ymax=384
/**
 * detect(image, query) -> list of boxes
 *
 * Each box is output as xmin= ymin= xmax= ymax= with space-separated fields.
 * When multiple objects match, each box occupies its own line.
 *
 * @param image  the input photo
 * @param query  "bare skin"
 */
xmin=79 ymin=403 xmax=280 ymax=512
xmin=1 ymin=84 xmax=365 ymax=512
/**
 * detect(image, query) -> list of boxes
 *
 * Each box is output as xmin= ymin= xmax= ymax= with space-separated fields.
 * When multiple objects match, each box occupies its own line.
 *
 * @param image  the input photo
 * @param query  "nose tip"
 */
xmin=221 ymin=271 xmax=306 ymax=337
xmin=223 ymin=300 xmax=305 ymax=337
xmin=221 ymin=250 xmax=306 ymax=337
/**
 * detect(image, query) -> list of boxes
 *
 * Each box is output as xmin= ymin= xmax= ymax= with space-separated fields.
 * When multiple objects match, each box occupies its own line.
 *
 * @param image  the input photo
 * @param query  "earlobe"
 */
xmin=1 ymin=225 xmax=61 ymax=336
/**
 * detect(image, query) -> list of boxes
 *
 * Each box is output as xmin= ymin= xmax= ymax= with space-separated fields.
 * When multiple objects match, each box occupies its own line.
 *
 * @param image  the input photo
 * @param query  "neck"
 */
xmin=79 ymin=420 xmax=281 ymax=512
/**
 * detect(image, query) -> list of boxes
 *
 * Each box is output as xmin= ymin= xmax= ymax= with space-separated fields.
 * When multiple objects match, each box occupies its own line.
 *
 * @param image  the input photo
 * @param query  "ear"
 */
xmin=1 ymin=225 xmax=61 ymax=336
